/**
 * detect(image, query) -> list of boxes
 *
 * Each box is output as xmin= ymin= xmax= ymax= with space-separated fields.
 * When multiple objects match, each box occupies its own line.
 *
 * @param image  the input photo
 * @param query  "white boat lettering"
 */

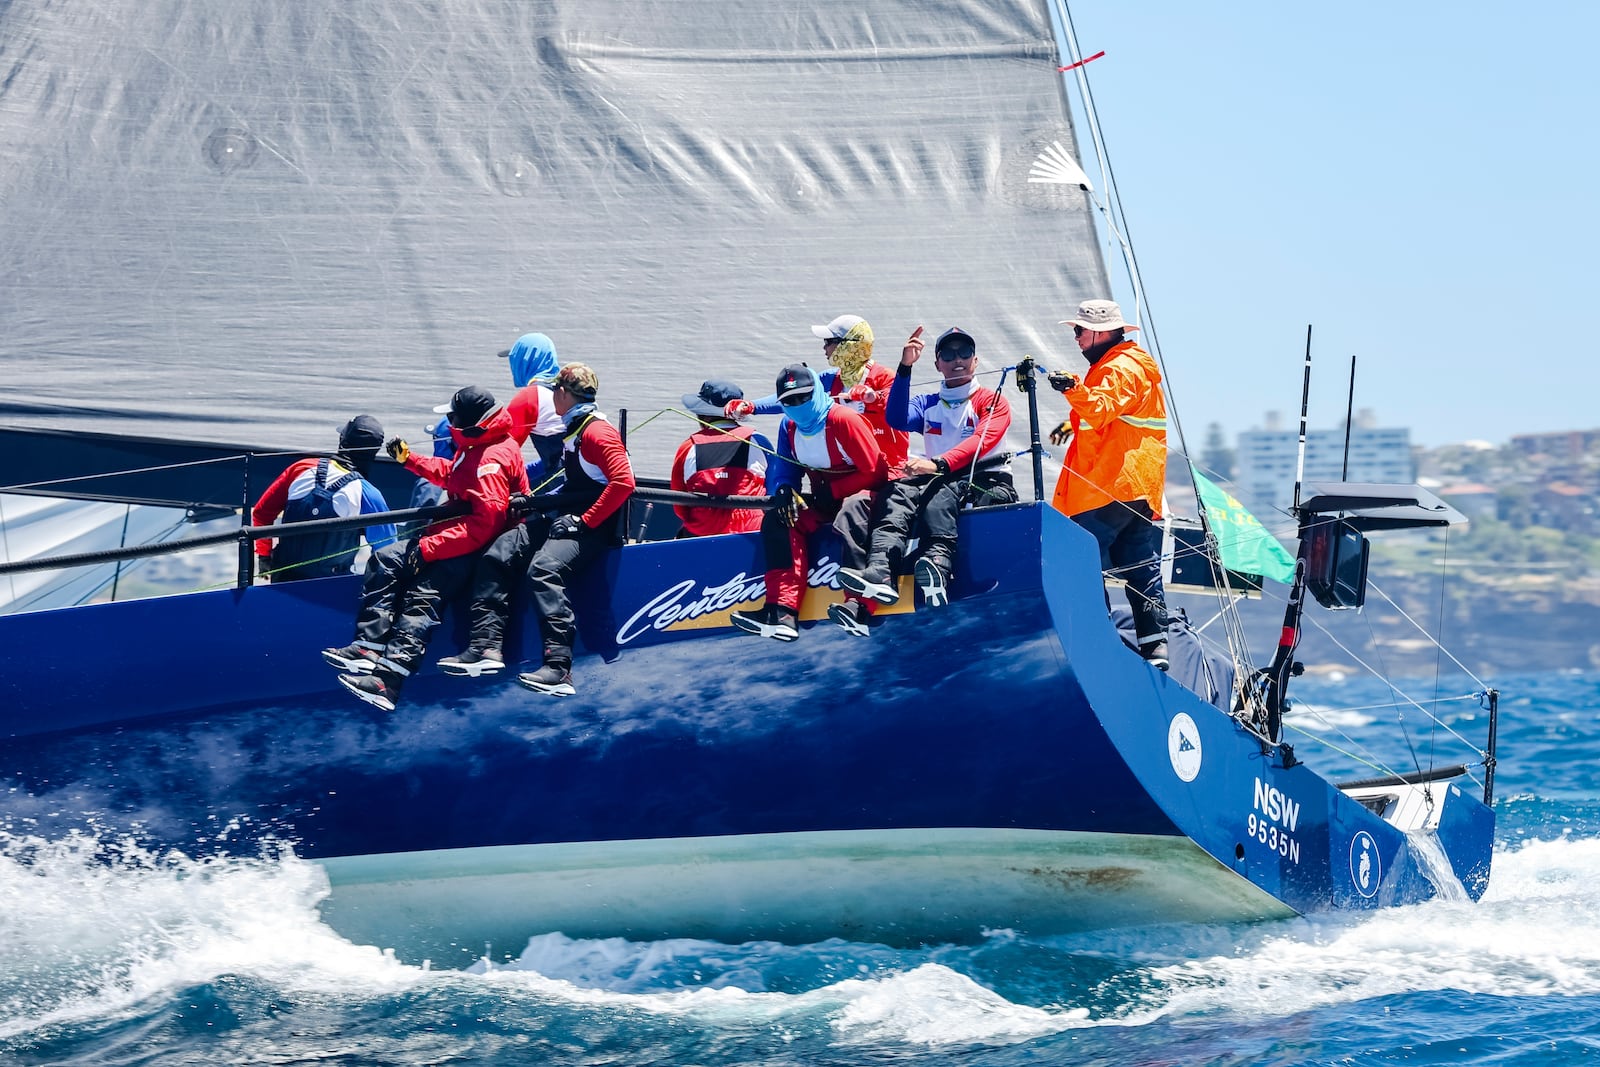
xmin=1246 ymin=811 xmax=1303 ymax=864
xmin=809 ymin=554 xmax=841 ymax=586
xmin=616 ymin=561 xmax=846 ymax=645
xmin=616 ymin=574 xmax=766 ymax=644
xmin=1253 ymin=777 xmax=1301 ymax=833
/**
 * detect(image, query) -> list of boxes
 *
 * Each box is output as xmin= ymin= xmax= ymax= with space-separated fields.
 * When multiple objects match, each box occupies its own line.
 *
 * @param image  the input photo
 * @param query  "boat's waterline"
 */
xmin=318 ymin=826 xmax=1292 ymax=965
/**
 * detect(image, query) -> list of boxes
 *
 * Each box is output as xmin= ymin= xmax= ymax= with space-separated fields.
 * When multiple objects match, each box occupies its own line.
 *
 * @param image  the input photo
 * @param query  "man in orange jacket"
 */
xmin=1047 ymin=299 xmax=1171 ymax=670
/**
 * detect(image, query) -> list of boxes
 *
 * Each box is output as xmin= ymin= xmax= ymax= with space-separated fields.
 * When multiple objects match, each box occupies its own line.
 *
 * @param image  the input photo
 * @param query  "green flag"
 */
xmin=1191 ymin=467 xmax=1297 ymax=584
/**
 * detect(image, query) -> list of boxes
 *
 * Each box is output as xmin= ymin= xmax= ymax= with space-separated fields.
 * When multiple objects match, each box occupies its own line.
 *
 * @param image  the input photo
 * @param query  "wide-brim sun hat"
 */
xmin=683 ymin=378 xmax=745 ymax=418
xmin=1060 ymin=298 xmax=1139 ymax=332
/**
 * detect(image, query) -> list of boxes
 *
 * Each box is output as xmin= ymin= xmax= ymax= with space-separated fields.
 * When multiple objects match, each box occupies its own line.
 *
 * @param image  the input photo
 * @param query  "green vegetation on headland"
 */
xmin=1257 ymin=431 xmax=1600 ymax=676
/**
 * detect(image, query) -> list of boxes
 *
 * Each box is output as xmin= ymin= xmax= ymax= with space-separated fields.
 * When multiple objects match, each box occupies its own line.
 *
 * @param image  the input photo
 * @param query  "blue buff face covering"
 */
xmin=784 ymin=379 xmax=833 ymax=436
xmin=561 ymin=402 xmax=597 ymax=429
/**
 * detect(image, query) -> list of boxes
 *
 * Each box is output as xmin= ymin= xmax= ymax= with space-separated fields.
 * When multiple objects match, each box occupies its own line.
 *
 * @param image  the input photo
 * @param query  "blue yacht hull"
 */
xmin=0 ymin=504 xmax=1493 ymax=963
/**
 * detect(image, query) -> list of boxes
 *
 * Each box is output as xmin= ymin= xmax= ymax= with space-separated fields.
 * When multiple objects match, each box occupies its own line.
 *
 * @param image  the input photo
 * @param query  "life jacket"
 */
xmin=561 ymin=414 xmax=623 ymax=537
xmin=678 ymin=424 xmax=766 ymax=535
xmin=274 ymin=459 xmax=364 ymax=579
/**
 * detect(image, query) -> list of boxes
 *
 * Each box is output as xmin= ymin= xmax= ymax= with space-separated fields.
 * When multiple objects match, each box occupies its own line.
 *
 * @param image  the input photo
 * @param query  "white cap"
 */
xmin=811 ymin=314 xmax=866 ymax=340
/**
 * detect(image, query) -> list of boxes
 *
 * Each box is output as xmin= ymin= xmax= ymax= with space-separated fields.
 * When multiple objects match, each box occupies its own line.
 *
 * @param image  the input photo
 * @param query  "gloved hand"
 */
xmin=775 ymin=487 xmax=805 ymax=527
xmin=1046 ymin=371 xmax=1079 ymax=393
xmin=845 ymin=383 xmax=879 ymax=405
xmin=1049 ymin=420 xmax=1072 ymax=446
xmin=509 ymin=492 xmax=536 ymax=516
xmin=387 ymin=538 xmax=426 ymax=580
xmin=723 ymin=398 xmax=756 ymax=419
xmin=386 ymin=437 xmax=411 ymax=463
xmin=548 ymin=514 xmax=585 ymax=539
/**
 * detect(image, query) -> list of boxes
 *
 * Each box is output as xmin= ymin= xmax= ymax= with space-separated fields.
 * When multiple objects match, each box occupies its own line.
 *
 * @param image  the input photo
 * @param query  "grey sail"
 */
xmin=0 ymin=0 xmax=1106 ymax=471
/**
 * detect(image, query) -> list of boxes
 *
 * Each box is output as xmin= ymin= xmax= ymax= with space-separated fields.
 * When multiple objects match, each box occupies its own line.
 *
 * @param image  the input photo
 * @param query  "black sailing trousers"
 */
xmin=465 ymin=516 xmax=614 ymax=666
xmin=353 ymin=540 xmax=477 ymax=675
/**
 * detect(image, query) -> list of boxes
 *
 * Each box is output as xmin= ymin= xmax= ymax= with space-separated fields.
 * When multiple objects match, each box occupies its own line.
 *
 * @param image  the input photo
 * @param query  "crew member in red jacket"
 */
xmin=670 ymin=379 xmax=772 ymax=537
xmin=731 ymin=315 xmax=909 ymax=477
xmin=321 ymin=385 xmax=529 ymax=712
xmin=438 ymin=363 xmax=636 ymax=697
xmin=731 ymin=363 xmax=888 ymax=641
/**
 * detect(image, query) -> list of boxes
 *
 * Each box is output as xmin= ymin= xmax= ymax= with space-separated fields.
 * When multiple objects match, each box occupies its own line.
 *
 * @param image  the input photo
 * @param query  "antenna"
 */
xmin=1291 ymin=326 xmax=1312 ymax=513
xmin=1341 ymin=354 xmax=1357 ymax=481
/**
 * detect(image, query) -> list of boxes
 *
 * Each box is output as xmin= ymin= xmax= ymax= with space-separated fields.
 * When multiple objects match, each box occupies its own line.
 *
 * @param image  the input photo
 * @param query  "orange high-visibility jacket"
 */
xmin=1050 ymin=340 xmax=1168 ymax=518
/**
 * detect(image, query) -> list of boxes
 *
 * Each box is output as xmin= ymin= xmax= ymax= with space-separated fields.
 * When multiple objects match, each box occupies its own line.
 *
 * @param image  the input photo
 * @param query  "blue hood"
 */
xmin=505 ymin=333 xmax=559 ymax=388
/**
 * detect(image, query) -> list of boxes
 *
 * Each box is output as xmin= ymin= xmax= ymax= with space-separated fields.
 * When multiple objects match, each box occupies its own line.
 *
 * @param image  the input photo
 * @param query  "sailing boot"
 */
xmin=322 ymin=641 xmax=380 ymax=674
xmin=1141 ymin=640 xmax=1170 ymax=672
xmin=914 ymin=550 xmax=953 ymax=608
xmin=339 ymin=668 xmax=403 ymax=713
xmin=827 ymin=597 xmax=876 ymax=638
xmin=837 ymin=566 xmax=899 ymax=606
xmin=730 ymin=604 xmax=800 ymax=641
xmin=519 ymin=649 xmax=575 ymax=697
xmin=437 ymin=646 xmax=506 ymax=677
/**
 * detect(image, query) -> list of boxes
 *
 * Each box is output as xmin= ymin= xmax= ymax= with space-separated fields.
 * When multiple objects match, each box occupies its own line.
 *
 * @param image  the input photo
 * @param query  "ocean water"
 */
xmin=3 ymin=672 xmax=1597 ymax=1066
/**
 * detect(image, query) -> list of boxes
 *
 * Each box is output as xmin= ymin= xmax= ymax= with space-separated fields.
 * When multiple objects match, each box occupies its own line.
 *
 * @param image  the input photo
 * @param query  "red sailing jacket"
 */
xmin=402 ymin=406 xmax=531 ymax=561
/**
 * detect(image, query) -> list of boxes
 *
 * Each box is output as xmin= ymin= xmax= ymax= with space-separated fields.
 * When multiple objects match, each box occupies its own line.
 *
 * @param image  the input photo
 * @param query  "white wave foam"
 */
xmin=1113 ymin=836 xmax=1600 ymax=1023
xmin=825 ymin=964 xmax=1083 ymax=1045
xmin=478 ymin=935 xmax=1082 ymax=1046
xmin=7 ymin=831 xmax=1600 ymax=1047
xmin=0 ymin=832 xmax=417 ymax=1040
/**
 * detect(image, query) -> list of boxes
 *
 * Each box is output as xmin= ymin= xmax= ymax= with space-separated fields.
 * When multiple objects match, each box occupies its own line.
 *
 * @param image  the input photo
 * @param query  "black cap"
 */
xmin=338 ymin=414 xmax=385 ymax=453
xmin=776 ymin=363 xmax=816 ymax=406
xmin=934 ymin=327 xmax=976 ymax=357
xmin=433 ymin=385 xmax=497 ymax=428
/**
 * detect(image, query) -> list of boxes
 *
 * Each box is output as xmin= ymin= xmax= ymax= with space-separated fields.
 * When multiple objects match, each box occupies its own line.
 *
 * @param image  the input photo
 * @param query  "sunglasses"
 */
xmin=936 ymin=345 xmax=975 ymax=361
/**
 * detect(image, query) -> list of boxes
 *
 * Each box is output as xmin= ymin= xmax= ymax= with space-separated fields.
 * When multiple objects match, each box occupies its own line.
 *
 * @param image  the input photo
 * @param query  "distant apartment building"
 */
xmin=1234 ymin=410 xmax=1413 ymax=517
xmin=1509 ymin=429 xmax=1600 ymax=461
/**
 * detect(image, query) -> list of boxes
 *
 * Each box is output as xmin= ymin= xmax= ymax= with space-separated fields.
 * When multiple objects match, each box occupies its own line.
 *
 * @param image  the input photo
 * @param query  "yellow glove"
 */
xmin=1048 ymin=420 xmax=1072 ymax=447
xmin=385 ymin=437 xmax=411 ymax=463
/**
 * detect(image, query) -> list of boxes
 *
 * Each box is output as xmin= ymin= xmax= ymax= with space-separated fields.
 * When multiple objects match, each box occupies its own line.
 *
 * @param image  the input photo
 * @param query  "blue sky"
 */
xmin=1059 ymin=1 xmax=1594 ymax=448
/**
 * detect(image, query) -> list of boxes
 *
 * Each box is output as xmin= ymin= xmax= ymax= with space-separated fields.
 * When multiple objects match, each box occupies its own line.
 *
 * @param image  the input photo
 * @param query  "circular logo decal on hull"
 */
xmin=1168 ymin=713 xmax=1202 ymax=782
xmin=1350 ymin=830 xmax=1381 ymax=898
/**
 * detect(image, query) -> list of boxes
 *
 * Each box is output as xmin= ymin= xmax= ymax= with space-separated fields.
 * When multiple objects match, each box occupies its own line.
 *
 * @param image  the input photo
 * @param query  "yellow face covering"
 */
xmin=827 ymin=320 xmax=875 ymax=387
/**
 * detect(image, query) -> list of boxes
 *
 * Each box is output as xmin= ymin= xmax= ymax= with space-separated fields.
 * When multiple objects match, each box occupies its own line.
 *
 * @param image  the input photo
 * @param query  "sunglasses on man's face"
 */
xmin=936 ymin=345 xmax=975 ymax=362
